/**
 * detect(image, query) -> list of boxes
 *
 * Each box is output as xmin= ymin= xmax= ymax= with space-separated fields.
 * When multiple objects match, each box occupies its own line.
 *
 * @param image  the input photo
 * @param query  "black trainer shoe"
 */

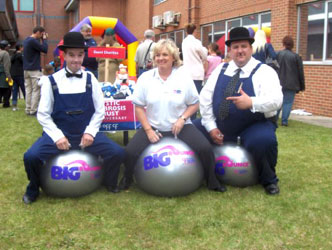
xmin=210 ymin=185 xmax=227 ymax=193
xmin=118 ymin=176 xmax=133 ymax=190
xmin=22 ymin=194 xmax=36 ymax=204
xmin=106 ymin=186 xmax=120 ymax=193
xmin=264 ymin=183 xmax=280 ymax=195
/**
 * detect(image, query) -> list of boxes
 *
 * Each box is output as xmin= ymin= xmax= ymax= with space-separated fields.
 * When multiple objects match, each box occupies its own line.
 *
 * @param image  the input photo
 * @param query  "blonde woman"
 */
xmin=119 ymin=39 xmax=226 ymax=193
xmin=252 ymin=29 xmax=277 ymax=63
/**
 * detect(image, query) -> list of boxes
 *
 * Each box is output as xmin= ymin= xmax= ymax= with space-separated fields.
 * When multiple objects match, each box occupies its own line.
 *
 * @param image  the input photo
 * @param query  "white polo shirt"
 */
xmin=132 ymin=67 xmax=199 ymax=131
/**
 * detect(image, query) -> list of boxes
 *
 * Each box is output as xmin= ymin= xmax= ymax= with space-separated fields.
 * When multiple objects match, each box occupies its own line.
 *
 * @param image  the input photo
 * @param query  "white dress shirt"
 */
xmin=132 ymin=66 xmax=199 ymax=131
xmin=200 ymin=57 xmax=283 ymax=132
xmin=182 ymin=35 xmax=207 ymax=81
xmin=37 ymin=68 xmax=105 ymax=143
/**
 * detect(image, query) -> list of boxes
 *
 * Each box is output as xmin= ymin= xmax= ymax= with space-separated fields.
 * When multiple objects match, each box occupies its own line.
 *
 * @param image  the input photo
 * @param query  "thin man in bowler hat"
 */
xmin=194 ymin=27 xmax=283 ymax=195
xmin=22 ymin=32 xmax=125 ymax=204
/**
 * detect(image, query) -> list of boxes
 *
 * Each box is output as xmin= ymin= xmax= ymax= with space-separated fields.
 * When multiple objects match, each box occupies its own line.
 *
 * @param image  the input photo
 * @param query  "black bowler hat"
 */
xmin=58 ymin=32 xmax=88 ymax=51
xmin=225 ymin=27 xmax=255 ymax=47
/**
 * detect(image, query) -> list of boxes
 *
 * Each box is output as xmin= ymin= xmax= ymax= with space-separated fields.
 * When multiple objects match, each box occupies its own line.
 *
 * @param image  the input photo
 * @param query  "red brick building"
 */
xmin=13 ymin=0 xmax=332 ymax=117
xmin=0 ymin=0 xmax=18 ymax=42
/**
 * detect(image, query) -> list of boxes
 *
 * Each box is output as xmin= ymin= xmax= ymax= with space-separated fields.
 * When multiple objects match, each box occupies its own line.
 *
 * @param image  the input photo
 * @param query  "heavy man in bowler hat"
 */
xmin=22 ymin=32 xmax=125 ymax=204
xmin=194 ymin=27 xmax=283 ymax=195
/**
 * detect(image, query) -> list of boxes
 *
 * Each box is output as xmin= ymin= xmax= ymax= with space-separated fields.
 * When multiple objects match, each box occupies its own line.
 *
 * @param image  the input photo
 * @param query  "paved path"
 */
xmin=289 ymin=114 xmax=332 ymax=128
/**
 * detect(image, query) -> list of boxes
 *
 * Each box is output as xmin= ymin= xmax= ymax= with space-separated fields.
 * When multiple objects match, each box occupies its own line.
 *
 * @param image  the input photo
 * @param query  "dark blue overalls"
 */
xmin=23 ymin=73 xmax=125 ymax=199
xmin=194 ymin=63 xmax=278 ymax=186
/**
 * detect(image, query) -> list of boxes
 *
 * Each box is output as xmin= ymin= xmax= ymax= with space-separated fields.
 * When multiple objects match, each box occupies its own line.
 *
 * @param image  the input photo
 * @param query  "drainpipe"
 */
xmin=188 ymin=0 xmax=191 ymax=24
xmin=36 ymin=0 xmax=41 ymax=26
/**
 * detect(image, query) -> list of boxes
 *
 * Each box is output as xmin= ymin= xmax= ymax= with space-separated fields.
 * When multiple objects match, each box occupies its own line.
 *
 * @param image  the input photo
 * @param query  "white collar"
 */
xmin=228 ymin=57 xmax=259 ymax=75
xmin=65 ymin=67 xmax=83 ymax=74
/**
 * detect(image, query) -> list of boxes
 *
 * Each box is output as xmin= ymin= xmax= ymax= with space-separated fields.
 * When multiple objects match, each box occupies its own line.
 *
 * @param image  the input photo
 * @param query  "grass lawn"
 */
xmin=0 ymin=101 xmax=332 ymax=249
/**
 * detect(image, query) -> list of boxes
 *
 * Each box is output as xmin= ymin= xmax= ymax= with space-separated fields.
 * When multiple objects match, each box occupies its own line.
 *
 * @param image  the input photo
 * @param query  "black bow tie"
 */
xmin=65 ymin=69 xmax=82 ymax=78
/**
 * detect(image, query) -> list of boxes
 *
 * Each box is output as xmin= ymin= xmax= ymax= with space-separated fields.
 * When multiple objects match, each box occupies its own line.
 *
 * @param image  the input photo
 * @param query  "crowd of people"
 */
xmin=0 ymin=24 xmax=306 ymax=204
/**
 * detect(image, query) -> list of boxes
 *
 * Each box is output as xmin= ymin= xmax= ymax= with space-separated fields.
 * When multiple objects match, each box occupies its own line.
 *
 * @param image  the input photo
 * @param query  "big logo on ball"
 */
xmin=40 ymin=150 xmax=103 ymax=197
xmin=213 ymin=144 xmax=258 ymax=187
xmin=135 ymin=137 xmax=204 ymax=197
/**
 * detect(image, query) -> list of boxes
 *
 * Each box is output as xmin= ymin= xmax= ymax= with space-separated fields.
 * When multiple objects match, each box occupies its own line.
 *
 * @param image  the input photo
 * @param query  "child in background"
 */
xmin=49 ymin=56 xmax=61 ymax=72
xmin=38 ymin=64 xmax=54 ymax=88
xmin=204 ymin=43 xmax=222 ymax=83
xmin=43 ymin=64 xmax=54 ymax=76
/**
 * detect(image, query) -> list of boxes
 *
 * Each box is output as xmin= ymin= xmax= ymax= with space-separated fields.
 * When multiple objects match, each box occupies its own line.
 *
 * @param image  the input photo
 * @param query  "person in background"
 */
xmin=252 ymin=29 xmax=277 ymax=64
xmin=182 ymin=23 xmax=207 ymax=94
xmin=118 ymin=39 xmax=226 ymax=193
xmin=22 ymin=32 xmax=125 ymax=204
xmin=194 ymin=27 xmax=283 ymax=195
xmin=97 ymin=27 xmax=122 ymax=83
xmin=49 ymin=56 xmax=61 ymax=72
xmin=182 ymin=23 xmax=207 ymax=120
xmin=23 ymin=26 xmax=48 ymax=116
xmin=37 ymin=64 xmax=54 ymax=89
xmin=0 ymin=40 xmax=12 ymax=108
xmin=11 ymin=43 xmax=25 ymax=111
xmin=135 ymin=29 xmax=155 ymax=77
xmin=276 ymin=36 xmax=305 ymax=126
xmin=204 ymin=42 xmax=222 ymax=83
xmin=80 ymin=24 xmax=98 ymax=78
xmin=43 ymin=64 xmax=54 ymax=75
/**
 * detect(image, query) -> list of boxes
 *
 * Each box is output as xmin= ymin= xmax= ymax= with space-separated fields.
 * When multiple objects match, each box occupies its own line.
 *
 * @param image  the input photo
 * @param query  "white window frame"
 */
xmin=298 ymin=0 xmax=332 ymax=65
xmin=154 ymin=0 xmax=166 ymax=5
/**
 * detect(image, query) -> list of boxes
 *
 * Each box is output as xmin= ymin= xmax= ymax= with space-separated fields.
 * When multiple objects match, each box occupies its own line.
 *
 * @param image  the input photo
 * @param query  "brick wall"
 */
xmin=125 ymin=0 xmax=152 ymax=41
xmin=293 ymin=65 xmax=332 ymax=116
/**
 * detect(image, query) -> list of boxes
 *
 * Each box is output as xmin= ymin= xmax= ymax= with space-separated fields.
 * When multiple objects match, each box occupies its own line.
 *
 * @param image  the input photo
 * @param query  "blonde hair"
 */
xmin=151 ymin=39 xmax=182 ymax=68
xmin=252 ymin=30 xmax=267 ymax=54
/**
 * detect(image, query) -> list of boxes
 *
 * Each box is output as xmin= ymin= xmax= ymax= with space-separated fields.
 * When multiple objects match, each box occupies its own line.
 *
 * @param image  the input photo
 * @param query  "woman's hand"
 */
xmin=145 ymin=128 xmax=162 ymax=143
xmin=172 ymin=118 xmax=185 ymax=138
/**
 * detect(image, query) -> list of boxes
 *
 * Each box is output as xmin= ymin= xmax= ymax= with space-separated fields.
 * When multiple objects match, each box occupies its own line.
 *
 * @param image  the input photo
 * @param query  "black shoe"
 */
xmin=264 ymin=183 xmax=280 ymax=195
xmin=118 ymin=176 xmax=133 ymax=190
xmin=22 ymin=194 xmax=36 ymax=204
xmin=281 ymin=123 xmax=288 ymax=127
xmin=211 ymin=185 xmax=227 ymax=193
xmin=107 ymin=186 xmax=120 ymax=193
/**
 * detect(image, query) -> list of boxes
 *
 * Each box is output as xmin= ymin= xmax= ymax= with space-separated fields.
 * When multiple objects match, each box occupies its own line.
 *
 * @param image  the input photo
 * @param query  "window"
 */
xmin=13 ymin=0 xmax=34 ymax=12
xmin=174 ymin=30 xmax=184 ymax=49
xmin=298 ymin=0 xmax=332 ymax=62
xmin=154 ymin=0 xmax=166 ymax=5
xmin=156 ymin=30 xmax=184 ymax=49
xmin=201 ymin=24 xmax=213 ymax=47
xmin=261 ymin=13 xmax=271 ymax=29
xmin=243 ymin=14 xmax=259 ymax=27
xmin=200 ymin=12 xmax=270 ymax=58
